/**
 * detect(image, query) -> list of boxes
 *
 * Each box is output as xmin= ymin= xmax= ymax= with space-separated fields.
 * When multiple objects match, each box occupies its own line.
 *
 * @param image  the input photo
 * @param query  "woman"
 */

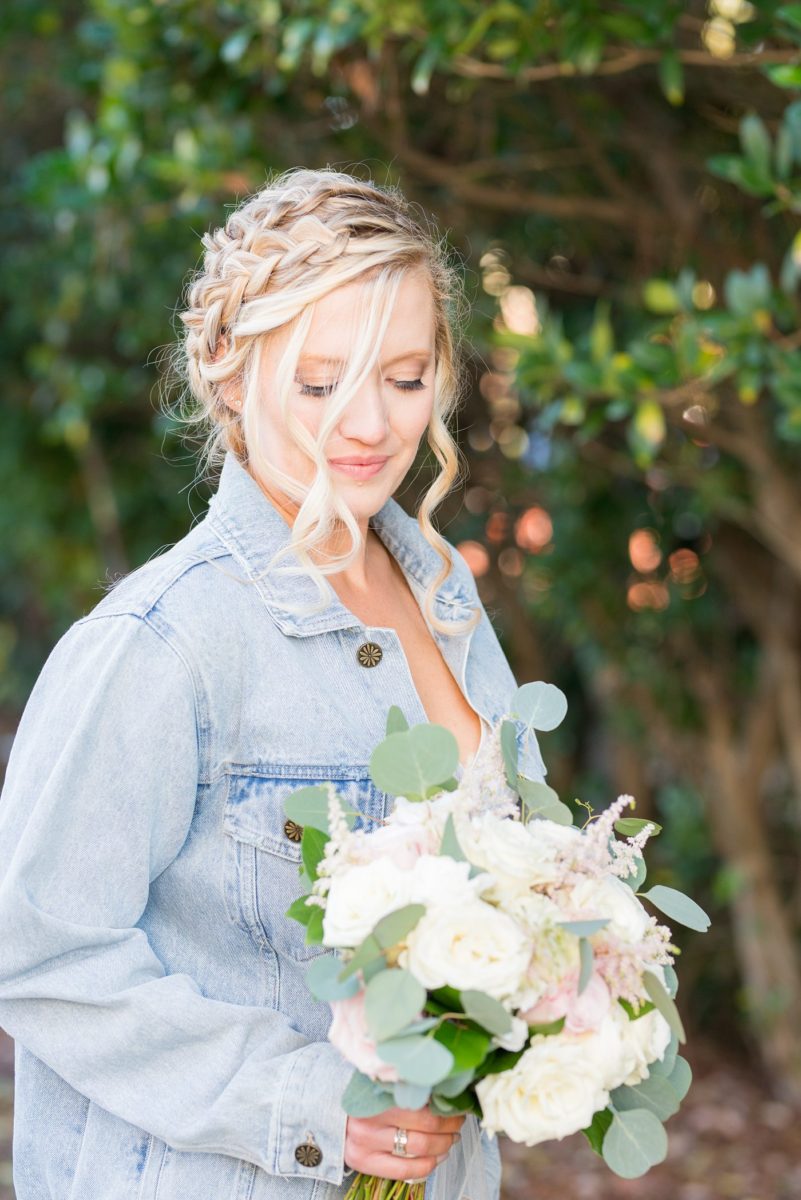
xmin=0 ymin=167 xmax=545 ymax=1199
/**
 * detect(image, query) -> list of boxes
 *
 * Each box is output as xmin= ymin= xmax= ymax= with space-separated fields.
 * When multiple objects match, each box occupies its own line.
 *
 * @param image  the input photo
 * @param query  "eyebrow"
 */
xmin=297 ymin=350 xmax=433 ymax=368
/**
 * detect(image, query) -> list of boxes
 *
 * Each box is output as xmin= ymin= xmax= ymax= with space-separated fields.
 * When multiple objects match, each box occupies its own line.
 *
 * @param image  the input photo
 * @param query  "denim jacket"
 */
xmin=0 ymin=450 xmax=546 ymax=1200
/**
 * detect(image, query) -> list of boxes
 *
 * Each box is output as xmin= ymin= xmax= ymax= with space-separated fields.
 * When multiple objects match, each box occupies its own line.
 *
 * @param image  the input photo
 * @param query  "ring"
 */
xmin=392 ymin=1127 xmax=409 ymax=1157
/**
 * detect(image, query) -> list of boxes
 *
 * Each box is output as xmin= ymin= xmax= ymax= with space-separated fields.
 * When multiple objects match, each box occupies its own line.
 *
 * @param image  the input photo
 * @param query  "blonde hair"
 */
xmin=166 ymin=165 xmax=480 ymax=637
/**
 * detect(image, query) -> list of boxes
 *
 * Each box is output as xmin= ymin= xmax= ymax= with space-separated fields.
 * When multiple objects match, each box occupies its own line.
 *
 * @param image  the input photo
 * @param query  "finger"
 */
xmin=374 ymin=1127 xmax=460 ymax=1158
xmin=380 ymin=1107 xmax=467 ymax=1135
xmin=359 ymin=1153 xmax=441 ymax=1182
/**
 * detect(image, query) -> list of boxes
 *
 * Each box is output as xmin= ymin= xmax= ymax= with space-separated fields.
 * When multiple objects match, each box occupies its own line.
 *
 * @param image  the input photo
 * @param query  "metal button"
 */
xmin=294 ymin=1136 xmax=323 ymax=1167
xmin=283 ymin=818 xmax=303 ymax=843
xmin=357 ymin=641 xmax=383 ymax=667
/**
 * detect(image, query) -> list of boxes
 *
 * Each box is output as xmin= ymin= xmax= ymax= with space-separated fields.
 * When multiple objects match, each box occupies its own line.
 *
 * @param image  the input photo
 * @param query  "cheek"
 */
xmin=392 ymin=394 xmax=434 ymax=440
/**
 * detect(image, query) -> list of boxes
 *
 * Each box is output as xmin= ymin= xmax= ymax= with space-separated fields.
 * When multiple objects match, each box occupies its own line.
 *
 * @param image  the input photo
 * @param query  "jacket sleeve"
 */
xmin=0 ymin=611 xmax=353 ymax=1186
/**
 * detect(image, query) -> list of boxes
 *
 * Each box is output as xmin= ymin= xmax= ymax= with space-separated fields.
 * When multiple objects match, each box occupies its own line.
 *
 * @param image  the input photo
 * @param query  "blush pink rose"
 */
xmin=521 ymin=970 xmax=611 ymax=1035
xmin=328 ymin=990 xmax=399 ymax=1083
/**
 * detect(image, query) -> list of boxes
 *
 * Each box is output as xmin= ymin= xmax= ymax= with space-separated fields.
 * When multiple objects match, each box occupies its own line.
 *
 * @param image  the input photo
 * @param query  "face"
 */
xmin=244 ymin=269 xmax=436 ymax=526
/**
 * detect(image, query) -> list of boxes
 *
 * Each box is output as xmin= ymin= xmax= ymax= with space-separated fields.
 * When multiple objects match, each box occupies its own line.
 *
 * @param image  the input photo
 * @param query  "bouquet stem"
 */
xmin=344 ymin=1173 xmax=425 ymax=1200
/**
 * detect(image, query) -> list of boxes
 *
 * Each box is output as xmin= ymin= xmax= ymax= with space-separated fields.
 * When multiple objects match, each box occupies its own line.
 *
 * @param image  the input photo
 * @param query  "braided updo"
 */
xmin=166 ymin=165 xmax=479 ymax=636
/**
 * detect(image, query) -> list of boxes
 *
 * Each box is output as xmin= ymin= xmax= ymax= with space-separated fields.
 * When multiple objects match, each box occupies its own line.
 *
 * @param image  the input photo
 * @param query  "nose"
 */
xmin=336 ymin=371 xmax=390 ymax=446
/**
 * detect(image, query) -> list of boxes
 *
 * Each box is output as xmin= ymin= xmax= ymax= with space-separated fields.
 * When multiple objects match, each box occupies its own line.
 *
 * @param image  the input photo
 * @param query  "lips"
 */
xmin=328 ymin=456 xmax=389 ymax=466
xmin=327 ymin=456 xmax=389 ymax=479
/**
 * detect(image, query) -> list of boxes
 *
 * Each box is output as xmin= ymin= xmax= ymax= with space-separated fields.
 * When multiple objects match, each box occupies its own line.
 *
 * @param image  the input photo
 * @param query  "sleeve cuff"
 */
xmin=274 ymin=1040 xmax=355 ymax=1186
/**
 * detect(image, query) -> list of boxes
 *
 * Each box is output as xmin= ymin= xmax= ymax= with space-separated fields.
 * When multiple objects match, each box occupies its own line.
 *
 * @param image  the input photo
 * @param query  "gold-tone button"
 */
xmin=357 ymin=641 xmax=383 ymax=667
xmin=294 ymin=1135 xmax=323 ymax=1167
xmin=283 ymin=818 xmax=303 ymax=843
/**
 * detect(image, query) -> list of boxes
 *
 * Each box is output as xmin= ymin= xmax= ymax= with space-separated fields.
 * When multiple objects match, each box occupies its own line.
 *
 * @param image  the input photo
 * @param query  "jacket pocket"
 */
xmin=222 ymin=765 xmax=387 ymax=963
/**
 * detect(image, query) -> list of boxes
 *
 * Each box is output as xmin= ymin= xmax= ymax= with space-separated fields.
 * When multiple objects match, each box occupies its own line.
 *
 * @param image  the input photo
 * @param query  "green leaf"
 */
xmin=518 ymin=777 xmax=574 ymax=826
xmin=620 ymin=856 xmax=647 ymax=891
xmin=365 ymin=968 xmax=426 ymax=1042
xmin=578 ymin=937 xmax=594 ymax=994
xmin=433 ymin=1068 xmax=476 ymax=1097
xmin=500 ymin=719 xmax=518 ymax=788
xmin=386 ymin=705 xmax=409 ymax=735
xmin=393 ymin=1080 xmax=431 ymax=1109
xmin=370 ymin=725 xmax=459 ymax=800
xmin=649 ymin=1032 xmax=679 ymax=1078
xmin=512 ymin=681 xmax=568 ymax=732
xmin=611 ymin=1075 xmax=680 ymax=1121
xmin=341 ymin=1071 xmax=395 ymax=1117
xmin=658 ymin=50 xmax=684 ymax=106
xmin=643 ymin=970 xmax=686 ymax=1044
xmin=301 ymin=826 xmax=328 ymax=883
xmin=740 ymin=112 xmax=773 ymax=182
xmin=373 ymin=904 xmax=427 ymax=951
xmin=305 ymin=953 xmax=360 ymax=1001
xmin=284 ymin=784 xmax=357 ymax=836
xmin=582 ymin=1107 xmax=614 ymax=1157
xmin=663 ymin=964 xmax=679 ymax=998
xmin=602 ymin=1110 xmax=668 ymax=1178
xmin=618 ymin=997 xmax=656 ymax=1021
xmin=614 ymin=818 xmax=662 ymax=837
xmin=460 ymin=990 xmax=513 ymax=1037
xmin=667 ymin=1055 xmax=692 ymax=1102
xmin=285 ymin=894 xmax=315 ymax=926
xmin=305 ymin=905 xmax=324 ymax=945
xmin=643 ymin=279 xmax=681 ymax=315
xmin=640 ymin=885 xmax=710 ymax=932
xmin=778 ymin=4 xmax=801 ymax=30
xmin=377 ymin=1035 xmax=454 ymax=1085
xmin=527 ymin=1016 xmax=566 ymax=1037
xmin=559 ymin=918 xmax=610 ymax=938
xmin=434 ymin=1020 xmax=491 ymax=1071
xmin=338 ymin=934 xmax=383 ymax=981
xmin=440 ymin=813 xmax=468 ymax=862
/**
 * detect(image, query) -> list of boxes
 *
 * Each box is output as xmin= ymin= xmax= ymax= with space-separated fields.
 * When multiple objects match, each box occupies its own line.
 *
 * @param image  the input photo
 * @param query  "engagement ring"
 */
xmin=392 ymin=1127 xmax=409 ymax=1157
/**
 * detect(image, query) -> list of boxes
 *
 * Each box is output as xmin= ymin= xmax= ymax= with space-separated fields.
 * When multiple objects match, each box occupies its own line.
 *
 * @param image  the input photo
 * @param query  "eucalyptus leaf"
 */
xmin=667 ymin=1055 xmax=692 ymax=1102
xmin=518 ymin=777 xmax=574 ymax=826
xmin=500 ymin=720 xmax=518 ymax=789
xmin=284 ymin=784 xmax=357 ymax=835
xmin=386 ymin=705 xmax=409 ymax=735
xmin=663 ymin=965 xmax=679 ymax=999
xmin=620 ymin=856 xmax=647 ymax=891
xmin=377 ymin=1035 xmax=454 ymax=1086
xmin=393 ymin=1081 xmax=431 ymax=1110
xmin=440 ymin=813 xmax=468 ymax=863
xmin=373 ymin=904 xmax=427 ymax=951
xmin=512 ymin=681 xmax=568 ymax=732
xmin=433 ymin=1068 xmax=476 ymax=1098
xmin=578 ymin=937 xmax=594 ymax=995
xmin=460 ymin=989 xmax=513 ymax=1037
xmin=365 ymin=968 xmax=426 ymax=1042
xmin=640 ymin=885 xmax=711 ymax=933
xmin=643 ymin=970 xmax=686 ymax=1043
xmin=338 ymin=935 xmax=383 ymax=981
xmin=370 ymin=725 xmax=459 ymax=799
xmin=603 ymin=1109 xmax=668 ymax=1178
xmin=341 ymin=1071 xmax=395 ymax=1117
xmin=559 ymin=918 xmax=610 ymax=938
xmin=611 ymin=1075 xmax=680 ymax=1121
xmin=305 ymin=953 xmax=360 ymax=1001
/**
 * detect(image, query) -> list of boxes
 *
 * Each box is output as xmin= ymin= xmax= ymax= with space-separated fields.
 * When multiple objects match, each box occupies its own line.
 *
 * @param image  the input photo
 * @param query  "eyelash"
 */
xmin=297 ymin=379 xmax=426 ymax=397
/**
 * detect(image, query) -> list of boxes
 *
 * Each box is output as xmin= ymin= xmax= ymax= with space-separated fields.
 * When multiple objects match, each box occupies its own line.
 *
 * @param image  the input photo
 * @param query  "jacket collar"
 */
xmin=206 ymin=450 xmax=475 ymax=638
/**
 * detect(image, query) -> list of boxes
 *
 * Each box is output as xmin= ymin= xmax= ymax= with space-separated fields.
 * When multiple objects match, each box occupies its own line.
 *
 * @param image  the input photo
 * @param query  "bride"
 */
xmin=0 ymin=166 xmax=541 ymax=1198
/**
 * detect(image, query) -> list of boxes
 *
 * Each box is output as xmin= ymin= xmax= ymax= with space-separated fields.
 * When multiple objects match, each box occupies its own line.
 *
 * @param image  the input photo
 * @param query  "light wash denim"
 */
xmin=0 ymin=450 xmax=546 ymax=1199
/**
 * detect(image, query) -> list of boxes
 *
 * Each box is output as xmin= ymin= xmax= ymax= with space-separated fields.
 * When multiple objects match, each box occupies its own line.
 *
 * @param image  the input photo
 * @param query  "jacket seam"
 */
xmin=141 ymin=612 xmax=211 ymax=787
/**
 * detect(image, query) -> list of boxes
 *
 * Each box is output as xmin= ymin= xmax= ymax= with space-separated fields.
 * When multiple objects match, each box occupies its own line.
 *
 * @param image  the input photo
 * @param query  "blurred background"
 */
xmin=2 ymin=1 xmax=801 ymax=1197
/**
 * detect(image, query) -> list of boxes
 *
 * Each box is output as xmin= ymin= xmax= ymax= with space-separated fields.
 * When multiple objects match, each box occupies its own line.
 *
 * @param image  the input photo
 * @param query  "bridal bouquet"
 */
xmin=284 ymin=683 xmax=710 ymax=1198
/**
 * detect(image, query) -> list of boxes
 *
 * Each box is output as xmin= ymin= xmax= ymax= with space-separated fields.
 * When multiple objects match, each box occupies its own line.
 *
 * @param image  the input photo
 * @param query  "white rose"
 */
xmin=503 ymin=891 xmax=562 ymax=933
xmin=608 ymin=1002 xmax=673 ymax=1088
xmin=400 ymin=899 xmax=529 ymax=1000
xmin=567 ymin=875 xmax=650 ymax=945
xmin=526 ymin=820 xmax=584 ymax=856
xmin=459 ymin=813 xmax=558 ymax=893
xmin=476 ymin=1032 xmax=611 ymax=1145
xmin=404 ymin=854 xmax=488 ymax=907
xmin=322 ymin=858 xmax=410 ymax=948
xmin=491 ymin=1014 xmax=529 ymax=1053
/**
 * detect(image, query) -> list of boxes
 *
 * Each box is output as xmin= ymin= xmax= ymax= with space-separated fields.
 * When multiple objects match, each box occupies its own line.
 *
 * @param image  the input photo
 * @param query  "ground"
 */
xmin=0 ymin=1035 xmax=799 ymax=1198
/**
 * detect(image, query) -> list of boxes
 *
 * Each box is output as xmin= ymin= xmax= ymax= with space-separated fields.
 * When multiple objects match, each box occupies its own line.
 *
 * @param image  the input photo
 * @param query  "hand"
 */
xmin=344 ymin=1106 xmax=466 ymax=1182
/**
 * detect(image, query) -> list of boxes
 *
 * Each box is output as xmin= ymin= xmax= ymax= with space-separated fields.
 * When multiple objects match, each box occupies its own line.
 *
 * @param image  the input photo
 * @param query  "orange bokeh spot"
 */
xmin=485 ymin=511 xmax=510 ymax=544
xmin=627 ymin=581 xmax=670 ymax=611
xmin=629 ymin=529 xmax=662 ymax=573
xmin=457 ymin=540 xmax=490 ymax=578
xmin=669 ymin=548 xmax=701 ymax=584
xmin=514 ymin=506 xmax=553 ymax=553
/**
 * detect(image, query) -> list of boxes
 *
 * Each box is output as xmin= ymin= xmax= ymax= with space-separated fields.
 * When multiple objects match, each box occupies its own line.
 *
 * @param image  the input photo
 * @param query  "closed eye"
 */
xmin=296 ymin=378 xmax=426 ymax=397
